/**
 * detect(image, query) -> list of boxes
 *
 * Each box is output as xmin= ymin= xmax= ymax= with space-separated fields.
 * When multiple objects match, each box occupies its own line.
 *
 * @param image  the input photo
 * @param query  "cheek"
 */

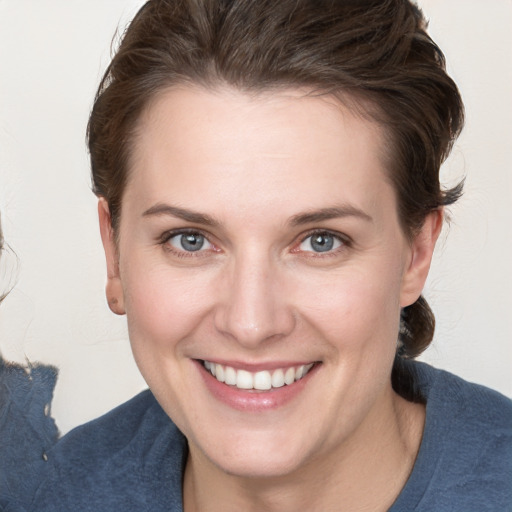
xmin=121 ymin=265 xmax=215 ymax=423
xmin=294 ymin=266 xmax=403 ymax=352
xmin=122 ymin=264 xmax=214 ymax=353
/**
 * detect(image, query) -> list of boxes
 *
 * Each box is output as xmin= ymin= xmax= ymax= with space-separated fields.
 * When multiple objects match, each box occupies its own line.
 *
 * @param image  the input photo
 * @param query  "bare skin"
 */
xmin=99 ymin=86 xmax=441 ymax=512
xmin=183 ymin=390 xmax=425 ymax=512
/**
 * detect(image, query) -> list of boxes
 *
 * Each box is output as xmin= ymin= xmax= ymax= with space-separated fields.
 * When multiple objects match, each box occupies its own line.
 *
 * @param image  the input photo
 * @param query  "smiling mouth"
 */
xmin=201 ymin=360 xmax=316 ymax=391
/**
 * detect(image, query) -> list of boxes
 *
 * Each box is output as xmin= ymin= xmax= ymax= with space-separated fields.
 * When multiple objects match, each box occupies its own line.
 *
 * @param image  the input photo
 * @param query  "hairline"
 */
xmin=112 ymin=79 xmax=403 ymax=239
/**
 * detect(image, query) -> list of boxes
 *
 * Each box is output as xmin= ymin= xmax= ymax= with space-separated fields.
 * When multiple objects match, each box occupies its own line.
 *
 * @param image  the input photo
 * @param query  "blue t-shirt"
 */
xmin=5 ymin=361 xmax=512 ymax=511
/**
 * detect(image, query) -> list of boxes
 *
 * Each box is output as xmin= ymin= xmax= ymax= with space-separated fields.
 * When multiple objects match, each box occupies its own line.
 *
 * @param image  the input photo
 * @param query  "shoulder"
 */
xmin=47 ymin=389 xmax=171 ymax=459
xmin=393 ymin=361 xmax=512 ymax=512
xmin=413 ymin=360 xmax=512 ymax=431
xmin=29 ymin=390 xmax=187 ymax=512
xmin=0 ymin=358 xmax=59 ymax=512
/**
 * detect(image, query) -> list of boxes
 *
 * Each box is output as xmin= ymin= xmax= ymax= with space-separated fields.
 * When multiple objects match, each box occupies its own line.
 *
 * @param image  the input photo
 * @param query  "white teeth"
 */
xmin=215 ymin=364 xmax=225 ymax=383
xmin=271 ymin=369 xmax=285 ymax=388
xmin=224 ymin=365 xmax=237 ymax=385
xmin=254 ymin=371 xmax=272 ymax=391
xmin=236 ymin=370 xmax=254 ymax=389
xmin=284 ymin=367 xmax=295 ymax=385
xmin=203 ymin=361 xmax=315 ymax=390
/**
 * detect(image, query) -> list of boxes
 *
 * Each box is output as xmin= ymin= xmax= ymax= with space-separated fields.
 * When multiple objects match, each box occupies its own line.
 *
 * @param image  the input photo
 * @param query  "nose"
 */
xmin=213 ymin=254 xmax=296 ymax=348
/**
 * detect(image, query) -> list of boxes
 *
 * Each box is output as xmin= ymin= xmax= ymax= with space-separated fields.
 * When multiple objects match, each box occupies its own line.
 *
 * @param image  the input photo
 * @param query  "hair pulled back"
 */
xmin=88 ymin=0 xmax=464 ymax=361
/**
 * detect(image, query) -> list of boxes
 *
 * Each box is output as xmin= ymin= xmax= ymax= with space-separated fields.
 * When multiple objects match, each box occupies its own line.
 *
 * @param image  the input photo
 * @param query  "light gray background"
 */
xmin=1 ymin=0 xmax=511 ymax=435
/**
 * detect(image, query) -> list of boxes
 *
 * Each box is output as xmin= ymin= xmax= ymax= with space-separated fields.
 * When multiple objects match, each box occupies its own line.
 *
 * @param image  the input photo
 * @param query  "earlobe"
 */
xmin=400 ymin=209 xmax=443 ymax=308
xmin=98 ymin=198 xmax=126 ymax=316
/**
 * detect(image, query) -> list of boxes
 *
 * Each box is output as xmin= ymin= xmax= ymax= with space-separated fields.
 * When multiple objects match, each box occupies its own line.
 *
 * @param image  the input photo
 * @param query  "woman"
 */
xmin=15 ymin=0 xmax=512 ymax=510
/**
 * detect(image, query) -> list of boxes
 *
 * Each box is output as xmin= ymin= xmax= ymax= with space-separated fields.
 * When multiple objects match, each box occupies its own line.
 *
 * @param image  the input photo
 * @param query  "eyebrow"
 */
xmin=142 ymin=204 xmax=220 ymax=227
xmin=143 ymin=203 xmax=373 ymax=227
xmin=289 ymin=206 xmax=373 ymax=226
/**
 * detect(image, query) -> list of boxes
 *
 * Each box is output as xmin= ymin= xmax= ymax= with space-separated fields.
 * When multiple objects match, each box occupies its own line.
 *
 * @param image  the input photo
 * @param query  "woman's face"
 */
xmin=100 ymin=86 xmax=437 ymax=478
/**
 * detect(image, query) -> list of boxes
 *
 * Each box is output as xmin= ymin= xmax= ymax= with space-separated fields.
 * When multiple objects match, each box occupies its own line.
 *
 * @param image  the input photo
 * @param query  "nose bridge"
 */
xmin=214 ymin=248 xmax=294 ymax=347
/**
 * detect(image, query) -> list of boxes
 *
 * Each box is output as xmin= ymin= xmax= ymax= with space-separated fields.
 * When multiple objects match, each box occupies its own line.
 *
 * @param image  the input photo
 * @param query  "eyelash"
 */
xmin=294 ymin=229 xmax=351 ymax=257
xmin=158 ymin=229 xmax=351 ymax=258
xmin=159 ymin=229 xmax=216 ymax=259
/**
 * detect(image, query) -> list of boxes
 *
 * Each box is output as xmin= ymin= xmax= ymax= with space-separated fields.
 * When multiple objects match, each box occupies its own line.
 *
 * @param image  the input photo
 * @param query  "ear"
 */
xmin=400 ymin=209 xmax=443 ymax=307
xmin=98 ymin=198 xmax=126 ymax=315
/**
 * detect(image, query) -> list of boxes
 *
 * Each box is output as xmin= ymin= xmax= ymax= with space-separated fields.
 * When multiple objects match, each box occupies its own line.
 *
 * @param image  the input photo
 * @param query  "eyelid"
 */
xmin=159 ymin=228 xmax=218 ymax=256
xmin=159 ymin=227 xmax=208 ymax=243
xmin=292 ymin=229 xmax=352 ymax=254
xmin=158 ymin=227 xmax=351 ymax=257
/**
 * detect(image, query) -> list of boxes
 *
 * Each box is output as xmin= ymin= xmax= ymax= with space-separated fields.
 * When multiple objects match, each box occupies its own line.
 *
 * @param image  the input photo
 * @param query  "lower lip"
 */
xmin=195 ymin=360 xmax=319 ymax=412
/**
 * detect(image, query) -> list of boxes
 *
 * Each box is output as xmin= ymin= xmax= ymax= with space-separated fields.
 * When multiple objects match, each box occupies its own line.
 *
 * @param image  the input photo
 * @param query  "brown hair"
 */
xmin=0 ymin=212 xmax=18 ymax=304
xmin=88 ymin=0 xmax=464 ymax=361
xmin=0 ymin=215 xmax=5 ymax=303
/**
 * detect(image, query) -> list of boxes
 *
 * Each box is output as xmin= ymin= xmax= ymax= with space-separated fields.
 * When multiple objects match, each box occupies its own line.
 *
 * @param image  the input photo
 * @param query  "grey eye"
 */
xmin=299 ymin=233 xmax=342 ymax=253
xmin=169 ymin=233 xmax=211 ymax=252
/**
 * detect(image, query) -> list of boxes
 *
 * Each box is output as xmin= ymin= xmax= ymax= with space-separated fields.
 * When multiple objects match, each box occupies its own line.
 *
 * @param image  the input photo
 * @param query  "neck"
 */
xmin=183 ymin=387 xmax=425 ymax=512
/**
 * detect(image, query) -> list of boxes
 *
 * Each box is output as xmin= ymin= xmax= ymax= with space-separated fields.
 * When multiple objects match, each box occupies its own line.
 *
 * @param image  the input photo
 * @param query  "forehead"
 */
xmin=124 ymin=86 xmax=396 ymax=224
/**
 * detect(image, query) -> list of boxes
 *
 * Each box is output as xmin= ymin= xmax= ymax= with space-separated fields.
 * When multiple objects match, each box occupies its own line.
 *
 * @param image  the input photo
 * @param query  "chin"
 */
xmin=211 ymin=445 xmax=311 ymax=480
xmin=188 ymin=421 xmax=320 ymax=480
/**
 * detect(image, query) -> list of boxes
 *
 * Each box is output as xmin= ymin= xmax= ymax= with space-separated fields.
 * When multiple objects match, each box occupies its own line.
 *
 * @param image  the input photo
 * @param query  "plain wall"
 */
xmin=0 ymin=0 xmax=511 ymax=435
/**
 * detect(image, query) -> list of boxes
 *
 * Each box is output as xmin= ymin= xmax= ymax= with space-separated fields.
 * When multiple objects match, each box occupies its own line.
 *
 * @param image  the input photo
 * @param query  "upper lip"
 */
xmin=197 ymin=358 xmax=319 ymax=372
